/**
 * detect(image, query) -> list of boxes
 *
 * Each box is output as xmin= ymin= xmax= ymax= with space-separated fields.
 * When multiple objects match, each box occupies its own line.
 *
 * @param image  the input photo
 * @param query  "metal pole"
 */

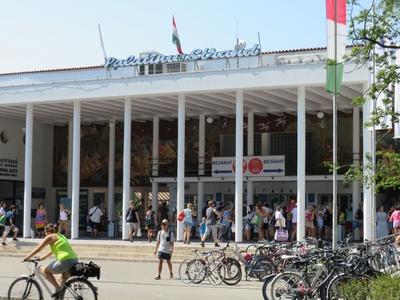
xmin=332 ymin=0 xmax=338 ymax=249
xmin=332 ymin=95 xmax=338 ymax=249
xmin=370 ymin=4 xmax=377 ymax=240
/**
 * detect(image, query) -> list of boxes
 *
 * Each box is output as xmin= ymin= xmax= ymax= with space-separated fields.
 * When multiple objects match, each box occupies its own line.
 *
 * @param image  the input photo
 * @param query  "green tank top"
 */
xmin=50 ymin=233 xmax=78 ymax=261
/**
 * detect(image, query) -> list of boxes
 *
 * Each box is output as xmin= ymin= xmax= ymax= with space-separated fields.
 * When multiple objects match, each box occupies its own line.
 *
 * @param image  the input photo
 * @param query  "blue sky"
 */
xmin=1 ymin=0 xmax=332 ymax=73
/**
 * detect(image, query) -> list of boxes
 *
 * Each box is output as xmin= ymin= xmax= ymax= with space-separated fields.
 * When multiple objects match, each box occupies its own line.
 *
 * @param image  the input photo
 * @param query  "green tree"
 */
xmin=341 ymin=0 xmax=400 ymax=191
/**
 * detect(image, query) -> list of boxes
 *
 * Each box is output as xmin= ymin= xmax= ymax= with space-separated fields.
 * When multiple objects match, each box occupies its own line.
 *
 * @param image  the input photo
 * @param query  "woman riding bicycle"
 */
xmin=23 ymin=223 xmax=78 ymax=299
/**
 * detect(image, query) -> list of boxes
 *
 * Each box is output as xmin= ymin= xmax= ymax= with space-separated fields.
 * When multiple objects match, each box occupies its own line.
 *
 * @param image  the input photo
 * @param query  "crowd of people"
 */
xmin=2 ymin=198 xmax=400 ymax=246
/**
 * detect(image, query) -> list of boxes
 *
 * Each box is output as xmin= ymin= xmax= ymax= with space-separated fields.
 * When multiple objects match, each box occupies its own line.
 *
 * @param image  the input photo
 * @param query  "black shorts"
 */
xmin=90 ymin=221 xmax=100 ymax=230
xmin=263 ymin=223 xmax=269 ymax=230
xmin=158 ymin=252 xmax=171 ymax=261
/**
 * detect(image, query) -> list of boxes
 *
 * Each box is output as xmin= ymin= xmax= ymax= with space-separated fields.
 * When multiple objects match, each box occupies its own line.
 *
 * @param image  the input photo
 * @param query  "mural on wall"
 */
xmin=53 ymin=112 xmax=353 ymax=187
xmin=53 ymin=119 xmax=200 ymax=187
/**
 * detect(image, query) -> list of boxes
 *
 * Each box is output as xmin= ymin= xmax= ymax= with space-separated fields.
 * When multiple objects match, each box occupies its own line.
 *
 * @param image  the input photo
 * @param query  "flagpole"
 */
xmin=332 ymin=0 xmax=338 ymax=250
xmin=98 ymin=23 xmax=111 ymax=78
xmin=371 ymin=4 xmax=376 ymax=241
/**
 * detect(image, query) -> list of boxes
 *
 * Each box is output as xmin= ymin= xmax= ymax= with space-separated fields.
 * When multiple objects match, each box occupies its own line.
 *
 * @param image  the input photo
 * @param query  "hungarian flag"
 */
xmin=172 ymin=16 xmax=183 ymax=54
xmin=326 ymin=0 xmax=346 ymax=94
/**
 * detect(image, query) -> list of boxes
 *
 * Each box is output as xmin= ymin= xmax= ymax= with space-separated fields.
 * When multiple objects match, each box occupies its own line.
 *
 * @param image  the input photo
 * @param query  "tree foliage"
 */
xmin=341 ymin=0 xmax=400 ymax=192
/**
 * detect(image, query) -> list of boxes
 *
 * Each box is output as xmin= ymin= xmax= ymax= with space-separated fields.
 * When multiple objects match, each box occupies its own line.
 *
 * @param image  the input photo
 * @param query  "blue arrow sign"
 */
xmin=263 ymin=169 xmax=284 ymax=173
xmin=213 ymin=170 xmax=233 ymax=174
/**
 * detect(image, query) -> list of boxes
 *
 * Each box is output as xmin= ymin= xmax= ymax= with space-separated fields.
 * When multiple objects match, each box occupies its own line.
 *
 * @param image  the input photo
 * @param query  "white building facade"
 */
xmin=0 ymin=45 xmax=376 ymax=241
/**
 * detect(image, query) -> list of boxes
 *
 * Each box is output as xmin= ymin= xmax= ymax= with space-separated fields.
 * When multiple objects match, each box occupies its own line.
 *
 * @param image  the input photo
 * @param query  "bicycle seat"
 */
xmin=201 ymin=252 xmax=212 ymax=257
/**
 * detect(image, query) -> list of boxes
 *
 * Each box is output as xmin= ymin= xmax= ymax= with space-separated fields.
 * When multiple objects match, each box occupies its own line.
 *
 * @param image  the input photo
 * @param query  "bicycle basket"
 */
xmin=70 ymin=261 xmax=101 ymax=280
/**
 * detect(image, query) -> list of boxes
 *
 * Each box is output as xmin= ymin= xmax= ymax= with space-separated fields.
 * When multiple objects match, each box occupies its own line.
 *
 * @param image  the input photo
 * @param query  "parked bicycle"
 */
xmin=7 ymin=257 xmax=100 ymax=300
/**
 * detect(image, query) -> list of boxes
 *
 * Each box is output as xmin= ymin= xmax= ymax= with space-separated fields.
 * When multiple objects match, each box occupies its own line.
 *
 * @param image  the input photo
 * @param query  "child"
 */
xmin=199 ymin=217 xmax=206 ymax=240
xmin=154 ymin=219 xmax=174 ymax=280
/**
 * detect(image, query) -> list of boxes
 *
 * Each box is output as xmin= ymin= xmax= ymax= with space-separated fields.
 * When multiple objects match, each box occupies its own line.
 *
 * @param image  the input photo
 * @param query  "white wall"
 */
xmin=0 ymin=117 xmax=54 ymax=215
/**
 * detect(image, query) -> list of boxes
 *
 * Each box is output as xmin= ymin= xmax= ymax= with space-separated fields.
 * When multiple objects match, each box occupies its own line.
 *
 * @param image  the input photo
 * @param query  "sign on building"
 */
xmin=212 ymin=156 xmax=285 ymax=177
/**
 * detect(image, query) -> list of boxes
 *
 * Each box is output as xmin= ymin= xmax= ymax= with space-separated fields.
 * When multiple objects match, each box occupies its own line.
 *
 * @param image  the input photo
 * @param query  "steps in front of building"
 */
xmin=0 ymin=240 xmax=235 ymax=262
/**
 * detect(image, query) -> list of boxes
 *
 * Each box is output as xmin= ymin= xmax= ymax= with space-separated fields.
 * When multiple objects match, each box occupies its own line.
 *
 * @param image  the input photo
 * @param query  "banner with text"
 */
xmin=212 ymin=156 xmax=285 ymax=177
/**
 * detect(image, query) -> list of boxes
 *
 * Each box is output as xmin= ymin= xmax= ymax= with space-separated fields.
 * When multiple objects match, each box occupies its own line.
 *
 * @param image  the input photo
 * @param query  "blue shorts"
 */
xmin=46 ymin=259 xmax=79 ymax=274
xmin=183 ymin=221 xmax=192 ymax=229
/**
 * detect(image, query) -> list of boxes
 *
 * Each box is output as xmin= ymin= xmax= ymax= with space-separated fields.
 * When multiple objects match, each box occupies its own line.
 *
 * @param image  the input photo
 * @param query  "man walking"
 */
xmin=154 ymin=219 xmax=174 ymax=280
xmin=2 ymin=205 xmax=19 ymax=245
xmin=201 ymin=200 xmax=220 ymax=247
xmin=88 ymin=202 xmax=103 ymax=239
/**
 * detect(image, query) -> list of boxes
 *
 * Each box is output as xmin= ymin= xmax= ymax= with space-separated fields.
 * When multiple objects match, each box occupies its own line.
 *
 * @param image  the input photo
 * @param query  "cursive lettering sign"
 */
xmin=105 ymin=44 xmax=261 ymax=70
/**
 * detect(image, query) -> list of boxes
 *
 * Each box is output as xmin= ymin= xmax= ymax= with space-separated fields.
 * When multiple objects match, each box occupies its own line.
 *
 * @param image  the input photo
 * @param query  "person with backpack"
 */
xmin=153 ymin=219 xmax=174 ymax=280
xmin=145 ymin=205 xmax=156 ymax=242
xmin=2 ymin=205 xmax=19 ymax=245
xmin=126 ymin=201 xmax=140 ymax=242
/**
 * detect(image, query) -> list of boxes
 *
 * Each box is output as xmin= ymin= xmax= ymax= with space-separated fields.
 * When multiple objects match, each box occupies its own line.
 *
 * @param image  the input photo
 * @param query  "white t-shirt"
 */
xmin=0 ymin=207 xmax=5 ymax=216
xmin=275 ymin=211 xmax=286 ymax=228
xmin=89 ymin=207 xmax=103 ymax=223
xmin=291 ymin=207 xmax=298 ymax=224
xmin=157 ymin=230 xmax=175 ymax=254
xmin=59 ymin=209 xmax=69 ymax=221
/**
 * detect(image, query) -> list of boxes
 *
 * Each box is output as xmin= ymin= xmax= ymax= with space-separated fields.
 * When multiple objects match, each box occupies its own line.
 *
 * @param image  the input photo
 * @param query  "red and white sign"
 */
xmin=212 ymin=156 xmax=285 ymax=177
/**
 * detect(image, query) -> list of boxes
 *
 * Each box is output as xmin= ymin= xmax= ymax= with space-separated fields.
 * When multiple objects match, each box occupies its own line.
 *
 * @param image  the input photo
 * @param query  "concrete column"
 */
xmin=198 ymin=115 xmax=205 ymax=219
xmin=67 ymin=120 xmax=73 ymax=199
xmin=176 ymin=94 xmax=186 ymax=241
xmin=246 ymin=112 xmax=254 ymax=205
xmin=352 ymin=107 xmax=361 ymax=236
xmin=152 ymin=116 xmax=160 ymax=217
xmin=71 ymin=101 xmax=81 ymax=239
xmin=363 ymin=83 xmax=374 ymax=241
xmin=122 ymin=99 xmax=132 ymax=240
xmin=107 ymin=120 xmax=116 ymax=237
xmin=23 ymin=104 xmax=33 ymax=238
xmin=235 ymin=90 xmax=244 ymax=242
xmin=297 ymin=86 xmax=306 ymax=241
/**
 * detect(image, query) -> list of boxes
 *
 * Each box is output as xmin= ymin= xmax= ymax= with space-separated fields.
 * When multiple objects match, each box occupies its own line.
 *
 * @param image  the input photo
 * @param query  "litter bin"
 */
xmin=108 ymin=220 xmax=118 ymax=238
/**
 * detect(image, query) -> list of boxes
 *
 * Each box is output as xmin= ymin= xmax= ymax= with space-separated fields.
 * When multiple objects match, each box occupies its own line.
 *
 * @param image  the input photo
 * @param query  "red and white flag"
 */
xmin=326 ymin=0 xmax=346 ymax=94
xmin=172 ymin=16 xmax=183 ymax=54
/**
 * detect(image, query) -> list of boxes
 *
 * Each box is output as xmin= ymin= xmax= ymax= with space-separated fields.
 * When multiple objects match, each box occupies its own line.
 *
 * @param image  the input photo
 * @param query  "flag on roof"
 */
xmin=172 ymin=16 xmax=183 ymax=54
xmin=325 ymin=0 xmax=346 ymax=94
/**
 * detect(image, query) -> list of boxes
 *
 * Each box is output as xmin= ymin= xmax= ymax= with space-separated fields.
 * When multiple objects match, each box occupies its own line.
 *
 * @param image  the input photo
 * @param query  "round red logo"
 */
xmin=232 ymin=159 xmax=247 ymax=174
xmin=248 ymin=158 xmax=264 ymax=175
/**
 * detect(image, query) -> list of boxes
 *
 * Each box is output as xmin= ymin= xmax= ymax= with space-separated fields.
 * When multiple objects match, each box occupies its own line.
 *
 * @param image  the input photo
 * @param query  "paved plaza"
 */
xmin=0 ymin=256 xmax=262 ymax=300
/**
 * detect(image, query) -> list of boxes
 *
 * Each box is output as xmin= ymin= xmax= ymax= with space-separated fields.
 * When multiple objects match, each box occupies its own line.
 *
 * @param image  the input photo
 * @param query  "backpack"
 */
xmin=126 ymin=208 xmax=135 ymax=222
xmin=146 ymin=211 xmax=155 ymax=226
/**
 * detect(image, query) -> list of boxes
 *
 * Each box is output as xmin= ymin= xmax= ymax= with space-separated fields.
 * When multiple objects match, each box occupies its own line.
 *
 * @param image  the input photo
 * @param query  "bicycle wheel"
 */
xmin=326 ymin=274 xmax=370 ymax=300
xmin=60 ymin=277 xmax=97 ymax=300
xmin=178 ymin=259 xmax=193 ymax=284
xmin=207 ymin=261 xmax=225 ymax=286
xmin=261 ymin=274 xmax=277 ymax=300
xmin=222 ymin=258 xmax=242 ymax=286
xmin=251 ymin=257 xmax=276 ymax=280
xmin=187 ymin=259 xmax=206 ymax=284
xmin=8 ymin=276 xmax=43 ymax=300
xmin=270 ymin=271 xmax=308 ymax=300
